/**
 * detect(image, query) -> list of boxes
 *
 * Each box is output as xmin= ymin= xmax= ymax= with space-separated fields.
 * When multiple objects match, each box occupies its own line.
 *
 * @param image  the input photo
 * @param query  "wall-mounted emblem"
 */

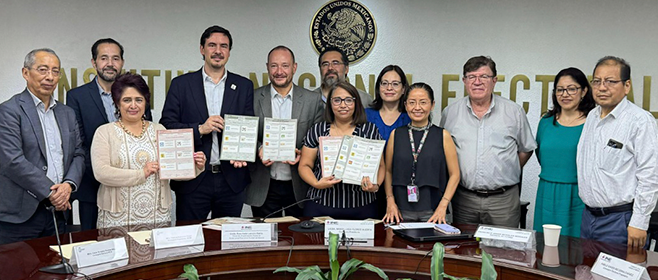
xmin=310 ymin=0 xmax=377 ymax=64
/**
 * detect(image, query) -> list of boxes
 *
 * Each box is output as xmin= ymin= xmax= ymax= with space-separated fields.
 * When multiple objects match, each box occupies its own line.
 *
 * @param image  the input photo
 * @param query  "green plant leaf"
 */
xmin=479 ymin=250 xmax=497 ymax=280
xmin=297 ymin=268 xmax=329 ymax=280
xmin=178 ymin=272 xmax=199 ymax=280
xmin=328 ymin=233 xmax=340 ymax=280
xmin=431 ymin=242 xmax=445 ymax=280
xmin=338 ymin=258 xmax=364 ymax=279
xmin=274 ymin=266 xmax=304 ymax=274
xmin=183 ymin=264 xmax=198 ymax=274
xmin=359 ymin=263 xmax=389 ymax=279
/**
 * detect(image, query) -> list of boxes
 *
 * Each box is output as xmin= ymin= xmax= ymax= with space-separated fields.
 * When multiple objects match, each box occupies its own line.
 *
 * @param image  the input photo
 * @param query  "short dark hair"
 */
xmin=544 ymin=67 xmax=596 ymax=125
xmin=92 ymin=38 xmax=124 ymax=60
xmin=594 ymin=56 xmax=631 ymax=81
xmin=371 ymin=65 xmax=409 ymax=112
xmin=463 ymin=56 xmax=497 ymax=77
xmin=111 ymin=73 xmax=150 ymax=113
xmin=200 ymin=25 xmax=233 ymax=50
xmin=318 ymin=47 xmax=348 ymax=67
xmin=404 ymin=82 xmax=435 ymax=122
xmin=324 ymin=81 xmax=367 ymax=126
xmin=267 ymin=45 xmax=295 ymax=64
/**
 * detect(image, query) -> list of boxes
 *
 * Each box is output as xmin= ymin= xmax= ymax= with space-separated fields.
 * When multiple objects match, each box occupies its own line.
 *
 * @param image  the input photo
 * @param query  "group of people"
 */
xmin=0 ymin=25 xmax=656 ymax=252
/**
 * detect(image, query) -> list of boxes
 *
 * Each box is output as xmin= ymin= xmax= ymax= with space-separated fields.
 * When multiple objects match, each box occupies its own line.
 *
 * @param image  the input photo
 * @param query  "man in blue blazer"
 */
xmin=161 ymin=26 xmax=254 ymax=221
xmin=66 ymin=38 xmax=152 ymax=230
xmin=0 ymin=49 xmax=84 ymax=244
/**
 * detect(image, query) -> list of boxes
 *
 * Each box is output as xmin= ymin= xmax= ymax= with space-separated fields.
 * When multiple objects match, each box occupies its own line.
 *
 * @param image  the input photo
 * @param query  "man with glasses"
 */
xmin=314 ymin=47 xmax=373 ymax=108
xmin=245 ymin=45 xmax=324 ymax=218
xmin=577 ymin=56 xmax=658 ymax=249
xmin=0 ymin=49 xmax=84 ymax=244
xmin=440 ymin=56 xmax=536 ymax=228
xmin=67 ymin=38 xmax=152 ymax=230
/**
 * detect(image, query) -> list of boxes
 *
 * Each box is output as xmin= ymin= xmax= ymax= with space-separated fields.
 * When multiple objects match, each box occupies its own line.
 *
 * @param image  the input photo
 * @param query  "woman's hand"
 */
xmin=193 ymin=152 xmax=206 ymax=170
xmin=427 ymin=203 xmax=448 ymax=224
xmin=361 ymin=176 xmax=379 ymax=192
xmin=143 ymin=161 xmax=159 ymax=178
xmin=315 ymin=175 xmax=341 ymax=189
xmin=383 ymin=198 xmax=402 ymax=224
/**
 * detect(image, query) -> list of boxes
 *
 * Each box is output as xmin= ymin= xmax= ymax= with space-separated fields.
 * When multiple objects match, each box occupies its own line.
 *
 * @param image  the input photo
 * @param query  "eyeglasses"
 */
xmin=31 ymin=67 xmax=61 ymax=76
xmin=380 ymin=81 xmax=402 ymax=89
xmin=555 ymin=86 xmax=581 ymax=96
xmin=320 ymin=61 xmax=345 ymax=69
xmin=464 ymin=74 xmax=493 ymax=82
xmin=591 ymin=79 xmax=624 ymax=88
xmin=330 ymin=97 xmax=356 ymax=106
xmin=405 ymin=100 xmax=431 ymax=107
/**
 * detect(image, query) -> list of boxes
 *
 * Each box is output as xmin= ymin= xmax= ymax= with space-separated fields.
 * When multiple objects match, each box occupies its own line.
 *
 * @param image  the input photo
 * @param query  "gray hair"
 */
xmin=23 ymin=48 xmax=60 ymax=68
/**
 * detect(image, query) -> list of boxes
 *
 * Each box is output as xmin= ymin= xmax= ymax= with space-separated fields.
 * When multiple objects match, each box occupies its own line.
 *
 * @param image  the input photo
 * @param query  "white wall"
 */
xmin=2 ymin=0 xmax=657 ymax=229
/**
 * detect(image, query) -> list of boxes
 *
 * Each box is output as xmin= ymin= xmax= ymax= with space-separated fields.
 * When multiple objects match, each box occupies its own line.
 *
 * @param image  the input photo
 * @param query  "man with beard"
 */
xmin=66 ymin=38 xmax=152 ymax=230
xmin=245 ymin=46 xmax=324 ymax=218
xmin=314 ymin=47 xmax=372 ymax=108
xmin=161 ymin=26 xmax=254 ymax=221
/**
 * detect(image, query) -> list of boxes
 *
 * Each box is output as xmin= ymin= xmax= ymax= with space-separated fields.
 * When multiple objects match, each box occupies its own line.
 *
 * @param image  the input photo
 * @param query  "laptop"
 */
xmin=393 ymin=228 xmax=474 ymax=242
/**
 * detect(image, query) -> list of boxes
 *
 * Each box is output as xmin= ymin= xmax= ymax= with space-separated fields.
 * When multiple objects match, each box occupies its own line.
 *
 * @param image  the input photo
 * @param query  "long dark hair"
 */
xmin=544 ymin=67 xmax=595 ymax=125
xmin=371 ymin=65 xmax=409 ymax=112
xmin=323 ymin=81 xmax=367 ymax=126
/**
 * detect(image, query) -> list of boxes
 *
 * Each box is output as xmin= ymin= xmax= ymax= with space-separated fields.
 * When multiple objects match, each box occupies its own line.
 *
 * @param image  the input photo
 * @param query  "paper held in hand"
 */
xmin=262 ymin=118 xmax=297 ymax=162
xmin=332 ymin=136 xmax=385 ymax=185
xmin=220 ymin=114 xmax=259 ymax=162
xmin=157 ymin=128 xmax=195 ymax=180
xmin=319 ymin=136 xmax=343 ymax=177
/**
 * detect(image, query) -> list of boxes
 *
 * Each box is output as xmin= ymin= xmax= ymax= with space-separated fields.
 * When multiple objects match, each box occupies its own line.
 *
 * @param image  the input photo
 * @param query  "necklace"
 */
xmin=408 ymin=123 xmax=431 ymax=131
xmin=119 ymin=119 xmax=146 ymax=138
xmin=557 ymin=113 xmax=584 ymax=127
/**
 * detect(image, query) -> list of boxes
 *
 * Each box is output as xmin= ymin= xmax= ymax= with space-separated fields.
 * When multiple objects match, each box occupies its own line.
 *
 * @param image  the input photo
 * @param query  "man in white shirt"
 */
xmin=577 ymin=56 xmax=658 ymax=249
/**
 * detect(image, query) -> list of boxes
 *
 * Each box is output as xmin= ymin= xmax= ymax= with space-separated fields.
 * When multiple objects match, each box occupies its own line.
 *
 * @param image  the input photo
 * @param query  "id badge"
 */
xmin=407 ymin=185 xmax=419 ymax=202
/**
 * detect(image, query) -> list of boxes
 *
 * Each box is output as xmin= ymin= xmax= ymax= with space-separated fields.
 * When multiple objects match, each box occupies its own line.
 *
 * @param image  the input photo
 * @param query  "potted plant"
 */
xmin=274 ymin=232 xmax=389 ymax=280
xmin=397 ymin=242 xmax=497 ymax=280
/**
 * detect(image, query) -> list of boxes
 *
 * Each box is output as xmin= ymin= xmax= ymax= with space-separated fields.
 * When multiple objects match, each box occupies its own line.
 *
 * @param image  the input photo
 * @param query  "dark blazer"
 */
xmin=0 ymin=90 xmax=85 ymax=223
xmin=160 ymin=69 xmax=254 ymax=194
xmin=66 ymin=78 xmax=152 ymax=203
xmin=245 ymin=84 xmax=324 ymax=207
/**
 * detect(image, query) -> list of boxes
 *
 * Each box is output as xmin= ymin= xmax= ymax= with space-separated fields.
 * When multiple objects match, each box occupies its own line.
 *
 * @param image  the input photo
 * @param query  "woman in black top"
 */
xmin=299 ymin=81 xmax=385 ymax=219
xmin=382 ymin=83 xmax=460 ymax=223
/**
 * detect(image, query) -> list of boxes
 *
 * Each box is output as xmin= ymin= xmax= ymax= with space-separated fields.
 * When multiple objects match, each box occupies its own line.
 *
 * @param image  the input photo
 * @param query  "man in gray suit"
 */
xmin=246 ymin=46 xmax=324 ymax=217
xmin=0 ymin=49 xmax=84 ymax=244
xmin=314 ymin=47 xmax=373 ymax=108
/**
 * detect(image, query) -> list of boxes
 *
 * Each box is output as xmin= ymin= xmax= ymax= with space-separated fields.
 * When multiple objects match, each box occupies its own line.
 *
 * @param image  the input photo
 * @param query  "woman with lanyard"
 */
xmin=382 ymin=83 xmax=460 ymax=223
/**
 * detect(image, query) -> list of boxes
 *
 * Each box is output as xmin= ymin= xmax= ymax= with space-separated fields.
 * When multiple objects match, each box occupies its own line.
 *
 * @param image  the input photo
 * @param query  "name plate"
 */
xmin=475 ymin=225 xmax=532 ymax=243
xmin=221 ymin=223 xmax=275 ymax=242
xmin=152 ymin=224 xmax=205 ymax=249
xmin=324 ymin=220 xmax=374 ymax=240
xmin=591 ymin=252 xmax=649 ymax=280
xmin=71 ymin=238 xmax=128 ymax=268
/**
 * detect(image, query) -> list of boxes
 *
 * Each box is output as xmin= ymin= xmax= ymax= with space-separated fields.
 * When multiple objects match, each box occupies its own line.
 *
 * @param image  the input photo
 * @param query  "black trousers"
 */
xmin=251 ymin=179 xmax=302 ymax=218
xmin=0 ymin=202 xmax=65 ymax=245
xmin=176 ymin=171 xmax=245 ymax=222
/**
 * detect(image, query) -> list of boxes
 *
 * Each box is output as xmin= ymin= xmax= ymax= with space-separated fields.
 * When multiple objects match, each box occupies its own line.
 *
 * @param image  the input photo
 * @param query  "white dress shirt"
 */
xmin=202 ymin=66 xmax=227 ymax=165
xmin=577 ymin=98 xmax=658 ymax=230
xmin=269 ymin=85 xmax=293 ymax=181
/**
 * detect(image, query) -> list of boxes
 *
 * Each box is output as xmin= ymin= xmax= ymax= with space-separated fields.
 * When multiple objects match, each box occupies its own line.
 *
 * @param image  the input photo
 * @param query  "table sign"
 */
xmin=49 ymin=240 xmax=97 ymax=259
xmin=319 ymin=136 xmax=343 ymax=177
xmin=221 ymin=223 xmax=276 ymax=242
xmin=154 ymin=245 xmax=205 ymax=260
xmin=157 ymin=128 xmax=195 ymax=179
xmin=220 ymin=114 xmax=259 ymax=162
xmin=262 ymin=118 xmax=297 ymax=162
xmin=324 ymin=220 xmax=374 ymax=240
xmin=591 ymin=252 xmax=649 ymax=280
xmin=70 ymin=238 xmax=128 ymax=268
xmin=151 ymin=224 xmax=205 ymax=249
xmin=475 ymin=225 xmax=533 ymax=243
xmin=76 ymin=259 xmax=129 ymax=276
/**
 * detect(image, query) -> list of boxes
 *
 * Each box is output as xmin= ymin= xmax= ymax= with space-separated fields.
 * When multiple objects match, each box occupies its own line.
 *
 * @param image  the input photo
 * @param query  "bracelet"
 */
xmin=386 ymin=195 xmax=394 ymax=199
xmin=441 ymin=197 xmax=451 ymax=202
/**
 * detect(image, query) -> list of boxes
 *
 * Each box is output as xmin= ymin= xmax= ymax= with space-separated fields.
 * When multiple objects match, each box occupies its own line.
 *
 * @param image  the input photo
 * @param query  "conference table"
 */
xmin=2 ymin=221 xmax=658 ymax=280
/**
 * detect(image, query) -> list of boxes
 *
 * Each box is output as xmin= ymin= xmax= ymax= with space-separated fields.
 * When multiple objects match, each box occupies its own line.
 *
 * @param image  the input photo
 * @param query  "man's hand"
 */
xmin=258 ymin=147 xmax=274 ymax=166
xmin=199 ymin=115 xmax=225 ymax=135
xmin=627 ymin=226 xmax=647 ymax=249
xmin=283 ymin=148 xmax=301 ymax=165
xmin=230 ymin=160 xmax=248 ymax=168
xmin=49 ymin=183 xmax=72 ymax=211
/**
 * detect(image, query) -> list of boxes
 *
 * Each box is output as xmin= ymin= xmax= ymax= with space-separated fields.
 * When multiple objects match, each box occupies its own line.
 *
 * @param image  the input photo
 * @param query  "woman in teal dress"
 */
xmin=534 ymin=67 xmax=595 ymax=237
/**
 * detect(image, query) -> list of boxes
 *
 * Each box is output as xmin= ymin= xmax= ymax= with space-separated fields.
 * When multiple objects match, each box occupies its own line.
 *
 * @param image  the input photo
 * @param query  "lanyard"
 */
xmin=408 ymin=124 xmax=430 ymax=185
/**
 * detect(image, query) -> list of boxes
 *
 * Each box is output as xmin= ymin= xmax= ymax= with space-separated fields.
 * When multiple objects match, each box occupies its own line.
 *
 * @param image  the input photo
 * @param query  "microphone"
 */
xmin=261 ymin=196 xmax=322 ymax=221
xmin=39 ymin=205 xmax=74 ymax=274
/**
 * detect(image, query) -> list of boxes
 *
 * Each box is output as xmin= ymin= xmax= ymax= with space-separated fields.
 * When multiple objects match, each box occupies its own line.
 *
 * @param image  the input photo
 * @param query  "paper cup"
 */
xmin=543 ymin=224 xmax=562 ymax=247
xmin=541 ymin=245 xmax=560 ymax=267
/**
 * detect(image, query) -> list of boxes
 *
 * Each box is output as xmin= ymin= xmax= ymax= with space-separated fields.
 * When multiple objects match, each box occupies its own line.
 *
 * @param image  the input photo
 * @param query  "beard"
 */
xmin=97 ymin=67 xmax=119 ymax=82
